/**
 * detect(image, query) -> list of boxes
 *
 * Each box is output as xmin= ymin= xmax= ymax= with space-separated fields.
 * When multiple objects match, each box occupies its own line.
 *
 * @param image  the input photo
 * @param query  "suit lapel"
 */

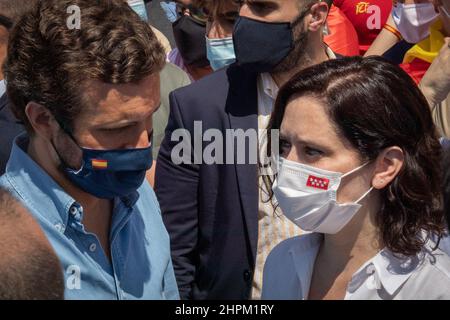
xmin=225 ymin=66 xmax=259 ymax=263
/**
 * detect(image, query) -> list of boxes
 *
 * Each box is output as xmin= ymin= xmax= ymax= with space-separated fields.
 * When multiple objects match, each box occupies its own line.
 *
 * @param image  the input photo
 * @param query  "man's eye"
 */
xmin=248 ymin=2 xmax=275 ymax=14
xmin=101 ymin=125 xmax=132 ymax=133
xmin=224 ymin=11 xmax=239 ymax=23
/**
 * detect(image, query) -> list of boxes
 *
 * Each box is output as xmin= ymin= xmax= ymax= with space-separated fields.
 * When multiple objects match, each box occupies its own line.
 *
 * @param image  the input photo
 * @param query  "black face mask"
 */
xmin=172 ymin=15 xmax=209 ymax=68
xmin=232 ymin=16 xmax=295 ymax=74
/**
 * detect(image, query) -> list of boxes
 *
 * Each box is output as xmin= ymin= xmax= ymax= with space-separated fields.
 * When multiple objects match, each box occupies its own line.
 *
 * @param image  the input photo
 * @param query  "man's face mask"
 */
xmin=392 ymin=2 xmax=440 ymax=44
xmin=232 ymin=16 xmax=295 ymax=74
xmin=232 ymin=3 xmax=312 ymax=74
xmin=172 ymin=9 xmax=210 ymax=68
xmin=206 ymin=36 xmax=236 ymax=71
xmin=52 ymin=123 xmax=153 ymax=200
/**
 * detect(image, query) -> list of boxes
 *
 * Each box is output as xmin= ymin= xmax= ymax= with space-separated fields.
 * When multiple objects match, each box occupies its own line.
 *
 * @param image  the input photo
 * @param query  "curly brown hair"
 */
xmin=269 ymin=56 xmax=447 ymax=256
xmin=4 ymin=0 xmax=165 ymax=133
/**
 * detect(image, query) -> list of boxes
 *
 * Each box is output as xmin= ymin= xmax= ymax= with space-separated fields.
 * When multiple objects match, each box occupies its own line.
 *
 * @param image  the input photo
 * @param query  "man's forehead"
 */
xmin=80 ymin=74 xmax=160 ymax=121
xmin=83 ymin=74 xmax=160 ymax=104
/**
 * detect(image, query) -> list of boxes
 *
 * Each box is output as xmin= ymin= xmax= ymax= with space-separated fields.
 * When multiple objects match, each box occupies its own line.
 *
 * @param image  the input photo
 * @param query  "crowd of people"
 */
xmin=0 ymin=0 xmax=449 ymax=300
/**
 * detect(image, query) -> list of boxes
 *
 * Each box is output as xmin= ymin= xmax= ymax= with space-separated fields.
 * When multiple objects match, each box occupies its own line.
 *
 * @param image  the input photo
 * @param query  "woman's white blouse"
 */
xmin=261 ymin=233 xmax=450 ymax=300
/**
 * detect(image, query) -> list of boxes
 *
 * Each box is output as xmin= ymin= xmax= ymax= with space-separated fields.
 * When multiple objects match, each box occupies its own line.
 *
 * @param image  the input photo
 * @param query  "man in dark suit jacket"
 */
xmin=0 ymin=1 xmax=37 ymax=174
xmin=0 ymin=94 xmax=24 ymax=175
xmin=155 ymin=0 xmax=334 ymax=299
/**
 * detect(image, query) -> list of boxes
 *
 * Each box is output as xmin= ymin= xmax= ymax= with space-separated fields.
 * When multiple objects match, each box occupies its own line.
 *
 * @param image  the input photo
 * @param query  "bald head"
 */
xmin=0 ymin=189 xmax=64 ymax=300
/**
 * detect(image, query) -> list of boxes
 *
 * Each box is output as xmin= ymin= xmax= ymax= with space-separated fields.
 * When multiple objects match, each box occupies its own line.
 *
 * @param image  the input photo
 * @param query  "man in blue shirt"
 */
xmin=0 ymin=0 xmax=179 ymax=300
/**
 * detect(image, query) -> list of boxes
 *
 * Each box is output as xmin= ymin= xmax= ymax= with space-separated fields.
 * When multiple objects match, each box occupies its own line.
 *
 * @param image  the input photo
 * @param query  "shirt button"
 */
xmin=89 ymin=243 xmax=97 ymax=252
xmin=70 ymin=206 xmax=78 ymax=216
xmin=54 ymin=223 xmax=64 ymax=232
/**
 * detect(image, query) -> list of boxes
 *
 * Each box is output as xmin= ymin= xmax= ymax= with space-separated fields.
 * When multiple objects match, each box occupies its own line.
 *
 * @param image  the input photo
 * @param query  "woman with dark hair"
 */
xmin=262 ymin=56 xmax=450 ymax=300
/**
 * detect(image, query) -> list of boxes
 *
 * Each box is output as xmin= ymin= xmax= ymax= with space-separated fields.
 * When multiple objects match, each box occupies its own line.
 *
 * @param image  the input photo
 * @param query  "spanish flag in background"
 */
xmin=92 ymin=159 xmax=108 ymax=170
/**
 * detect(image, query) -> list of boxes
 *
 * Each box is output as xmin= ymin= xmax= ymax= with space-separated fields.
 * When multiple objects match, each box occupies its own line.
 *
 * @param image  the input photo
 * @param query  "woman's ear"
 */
xmin=307 ymin=1 xmax=329 ymax=32
xmin=371 ymin=146 xmax=405 ymax=189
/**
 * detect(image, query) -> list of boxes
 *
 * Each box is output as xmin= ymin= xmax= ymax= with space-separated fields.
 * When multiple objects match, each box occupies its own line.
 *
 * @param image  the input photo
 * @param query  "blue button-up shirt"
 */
xmin=0 ymin=134 xmax=179 ymax=300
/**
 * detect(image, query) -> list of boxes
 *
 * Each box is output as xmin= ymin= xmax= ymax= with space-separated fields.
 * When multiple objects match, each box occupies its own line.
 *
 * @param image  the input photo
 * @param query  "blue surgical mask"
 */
xmin=52 ymin=130 xmax=153 ymax=200
xmin=128 ymin=0 xmax=149 ymax=22
xmin=160 ymin=1 xmax=178 ymax=23
xmin=206 ymin=36 xmax=236 ymax=71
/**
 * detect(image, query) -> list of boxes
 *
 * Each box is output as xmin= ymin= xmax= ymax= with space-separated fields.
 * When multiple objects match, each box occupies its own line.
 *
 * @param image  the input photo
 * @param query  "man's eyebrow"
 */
xmin=98 ymin=106 xmax=158 ymax=128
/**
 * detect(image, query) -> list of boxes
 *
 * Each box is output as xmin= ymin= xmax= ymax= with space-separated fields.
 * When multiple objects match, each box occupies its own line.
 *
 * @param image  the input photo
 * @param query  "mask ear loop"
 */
xmin=51 ymin=117 xmax=85 ymax=172
xmin=340 ymin=161 xmax=374 ymax=204
xmin=341 ymin=161 xmax=371 ymax=179
xmin=355 ymin=186 xmax=374 ymax=204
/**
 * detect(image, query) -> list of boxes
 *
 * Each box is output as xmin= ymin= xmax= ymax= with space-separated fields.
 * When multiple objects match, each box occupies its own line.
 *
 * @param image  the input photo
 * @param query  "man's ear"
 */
xmin=371 ymin=146 xmax=405 ymax=189
xmin=307 ymin=1 xmax=329 ymax=32
xmin=24 ymin=102 xmax=58 ymax=140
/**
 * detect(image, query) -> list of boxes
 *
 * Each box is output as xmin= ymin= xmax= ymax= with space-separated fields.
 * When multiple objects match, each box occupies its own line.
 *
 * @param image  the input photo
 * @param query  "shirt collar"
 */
xmin=369 ymin=249 xmax=422 ymax=296
xmin=0 ymin=80 xmax=6 ymax=98
xmin=325 ymin=46 xmax=337 ymax=60
xmin=348 ymin=244 xmax=430 ymax=297
xmin=259 ymin=73 xmax=279 ymax=101
xmin=5 ymin=134 xmax=76 ymax=230
xmin=4 ymin=134 xmax=140 ymax=231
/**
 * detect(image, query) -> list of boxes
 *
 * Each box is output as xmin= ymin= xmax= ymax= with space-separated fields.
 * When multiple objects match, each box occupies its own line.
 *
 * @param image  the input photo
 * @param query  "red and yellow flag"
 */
xmin=91 ymin=159 xmax=108 ymax=170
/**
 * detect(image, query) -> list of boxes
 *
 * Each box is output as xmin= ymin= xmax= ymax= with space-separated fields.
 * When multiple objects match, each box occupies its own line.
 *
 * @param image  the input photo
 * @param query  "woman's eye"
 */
xmin=279 ymin=139 xmax=291 ymax=155
xmin=304 ymin=146 xmax=323 ymax=157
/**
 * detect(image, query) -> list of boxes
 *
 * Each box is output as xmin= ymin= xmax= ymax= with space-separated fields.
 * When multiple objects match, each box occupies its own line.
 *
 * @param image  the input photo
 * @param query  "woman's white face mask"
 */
xmin=273 ymin=157 xmax=373 ymax=234
xmin=392 ymin=3 xmax=440 ymax=43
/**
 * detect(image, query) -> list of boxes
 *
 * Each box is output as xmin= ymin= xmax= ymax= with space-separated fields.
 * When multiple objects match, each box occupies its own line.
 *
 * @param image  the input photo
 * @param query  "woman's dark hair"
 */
xmin=269 ymin=56 xmax=447 ymax=256
xmin=441 ymin=146 xmax=450 ymax=229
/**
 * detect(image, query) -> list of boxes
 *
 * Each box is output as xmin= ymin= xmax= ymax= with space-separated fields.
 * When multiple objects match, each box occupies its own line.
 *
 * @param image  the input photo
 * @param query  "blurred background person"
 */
xmin=0 ymin=188 xmax=64 ymax=300
xmin=323 ymin=0 xmax=360 ymax=56
xmin=202 ymin=0 xmax=239 ymax=70
xmin=263 ymin=56 xmax=450 ymax=300
xmin=0 ymin=0 xmax=37 ymax=175
xmin=333 ymin=0 xmax=393 ymax=54
xmin=366 ymin=0 xmax=442 ymax=84
xmin=169 ymin=2 xmax=213 ymax=80
xmin=397 ymin=0 xmax=444 ymax=83
xmin=419 ymin=0 xmax=449 ymax=138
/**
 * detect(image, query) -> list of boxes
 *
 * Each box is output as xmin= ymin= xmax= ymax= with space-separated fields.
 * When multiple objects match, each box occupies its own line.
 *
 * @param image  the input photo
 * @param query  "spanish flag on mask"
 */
xmin=92 ymin=159 xmax=108 ymax=170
